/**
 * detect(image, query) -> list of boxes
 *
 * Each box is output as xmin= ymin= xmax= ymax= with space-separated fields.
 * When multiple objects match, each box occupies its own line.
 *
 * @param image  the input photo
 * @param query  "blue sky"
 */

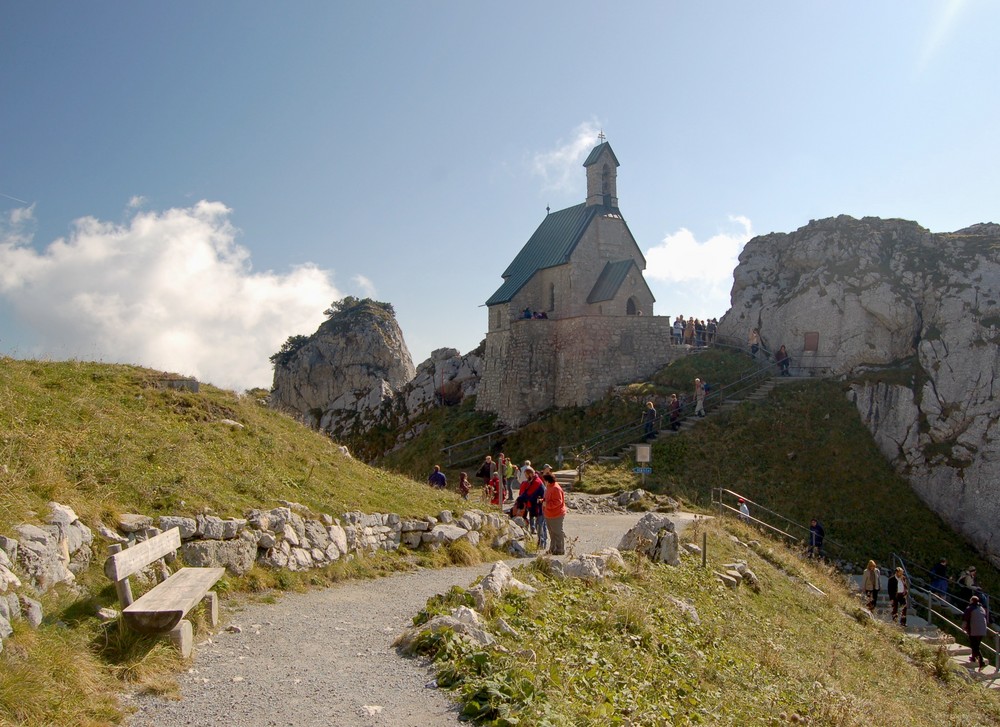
xmin=1 ymin=1 xmax=997 ymax=391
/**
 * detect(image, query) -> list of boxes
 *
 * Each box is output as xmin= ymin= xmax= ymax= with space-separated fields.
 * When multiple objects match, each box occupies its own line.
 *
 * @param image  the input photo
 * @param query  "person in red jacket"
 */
xmin=542 ymin=472 xmax=567 ymax=555
xmin=515 ymin=467 xmax=544 ymax=534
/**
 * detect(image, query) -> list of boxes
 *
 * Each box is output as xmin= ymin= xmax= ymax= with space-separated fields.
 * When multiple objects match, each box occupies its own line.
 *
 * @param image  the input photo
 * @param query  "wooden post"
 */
xmin=702 ymin=532 xmax=707 ymax=569
xmin=107 ymin=543 xmax=134 ymax=607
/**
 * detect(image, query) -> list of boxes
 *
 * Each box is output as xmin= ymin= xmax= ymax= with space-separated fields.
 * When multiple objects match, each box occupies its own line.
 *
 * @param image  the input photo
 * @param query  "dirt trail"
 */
xmin=125 ymin=509 xmax=695 ymax=727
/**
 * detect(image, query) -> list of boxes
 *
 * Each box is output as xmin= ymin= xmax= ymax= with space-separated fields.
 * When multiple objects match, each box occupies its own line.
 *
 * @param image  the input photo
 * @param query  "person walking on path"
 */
xmin=642 ymin=401 xmax=657 ymax=440
xmin=542 ymin=472 xmax=567 ymax=555
xmin=964 ymin=595 xmax=989 ymax=670
xmin=427 ymin=465 xmax=447 ymax=490
xmin=862 ymin=560 xmax=881 ymax=611
xmin=929 ymin=558 xmax=949 ymax=600
xmin=694 ymin=378 xmax=706 ymax=417
xmin=668 ymin=393 xmax=681 ymax=431
xmin=888 ymin=566 xmax=909 ymax=626
xmin=738 ymin=497 xmax=750 ymax=523
xmin=807 ymin=518 xmax=824 ymax=558
xmin=958 ymin=566 xmax=978 ymax=607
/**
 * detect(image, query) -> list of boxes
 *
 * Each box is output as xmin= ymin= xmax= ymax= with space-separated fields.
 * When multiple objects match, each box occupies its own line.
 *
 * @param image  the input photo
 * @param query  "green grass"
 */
xmin=408 ymin=519 xmax=1000 ymax=726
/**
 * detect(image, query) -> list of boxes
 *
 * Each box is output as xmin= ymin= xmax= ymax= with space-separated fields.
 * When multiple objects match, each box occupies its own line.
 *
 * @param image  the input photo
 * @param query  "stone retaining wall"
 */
xmin=477 ymin=315 xmax=681 ymax=426
xmin=0 ymin=501 xmax=528 ymax=652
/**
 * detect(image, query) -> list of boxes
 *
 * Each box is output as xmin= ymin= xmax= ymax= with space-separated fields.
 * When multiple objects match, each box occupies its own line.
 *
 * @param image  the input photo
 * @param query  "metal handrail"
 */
xmin=440 ymin=427 xmax=510 ymax=466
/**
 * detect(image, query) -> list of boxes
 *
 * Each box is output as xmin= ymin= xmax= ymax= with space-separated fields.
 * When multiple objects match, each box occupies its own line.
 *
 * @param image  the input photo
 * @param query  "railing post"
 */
xmin=702 ymin=531 xmax=707 ymax=569
xmin=926 ymin=589 xmax=932 ymax=623
xmin=996 ymin=632 xmax=999 ymax=670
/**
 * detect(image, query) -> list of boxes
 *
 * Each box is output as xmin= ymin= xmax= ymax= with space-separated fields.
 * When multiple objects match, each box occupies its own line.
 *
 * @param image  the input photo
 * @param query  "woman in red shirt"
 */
xmin=541 ymin=473 xmax=567 ymax=555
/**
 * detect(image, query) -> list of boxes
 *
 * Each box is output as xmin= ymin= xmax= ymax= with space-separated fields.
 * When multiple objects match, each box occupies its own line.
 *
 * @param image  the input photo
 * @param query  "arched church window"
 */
xmin=601 ymin=164 xmax=610 ymax=195
xmin=626 ymin=297 xmax=637 ymax=315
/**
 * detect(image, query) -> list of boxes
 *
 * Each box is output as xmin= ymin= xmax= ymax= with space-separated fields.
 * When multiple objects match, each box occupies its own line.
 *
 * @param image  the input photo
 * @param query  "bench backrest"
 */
xmin=104 ymin=527 xmax=181 ymax=583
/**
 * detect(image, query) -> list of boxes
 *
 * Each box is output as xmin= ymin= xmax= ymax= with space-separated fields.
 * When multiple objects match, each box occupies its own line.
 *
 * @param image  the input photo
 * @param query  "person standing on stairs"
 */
xmin=668 ymin=393 xmax=681 ymax=431
xmin=963 ymin=595 xmax=989 ymax=670
xmin=749 ymin=328 xmax=761 ymax=358
xmin=862 ymin=560 xmax=881 ymax=611
xmin=694 ymin=378 xmax=706 ymax=417
xmin=888 ymin=566 xmax=909 ymax=626
xmin=642 ymin=401 xmax=657 ymax=440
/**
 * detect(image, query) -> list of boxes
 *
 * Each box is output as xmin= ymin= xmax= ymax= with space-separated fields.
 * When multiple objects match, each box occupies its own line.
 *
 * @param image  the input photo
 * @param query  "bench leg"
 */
xmin=201 ymin=591 xmax=219 ymax=628
xmin=169 ymin=619 xmax=193 ymax=658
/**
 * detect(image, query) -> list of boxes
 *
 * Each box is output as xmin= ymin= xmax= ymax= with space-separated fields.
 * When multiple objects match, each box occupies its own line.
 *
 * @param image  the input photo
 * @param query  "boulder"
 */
xmin=618 ymin=513 xmax=680 ymax=566
xmin=180 ymin=532 xmax=257 ymax=576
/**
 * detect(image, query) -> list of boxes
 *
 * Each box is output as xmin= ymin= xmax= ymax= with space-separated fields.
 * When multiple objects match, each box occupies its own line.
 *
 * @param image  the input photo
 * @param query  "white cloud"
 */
xmin=0 ymin=201 xmax=343 ymax=391
xmin=530 ymin=121 xmax=604 ymax=193
xmin=644 ymin=216 xmax=753 ymax=319
xmin=127 ymin=195 xmax=147 ymax=209
xmin=352 ymin=273 xmax=376 ymax=298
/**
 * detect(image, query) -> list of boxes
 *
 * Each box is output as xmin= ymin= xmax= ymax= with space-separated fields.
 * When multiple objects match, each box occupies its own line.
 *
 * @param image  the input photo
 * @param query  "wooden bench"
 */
xmin=104 ymin=527 xmax=225 ymax=658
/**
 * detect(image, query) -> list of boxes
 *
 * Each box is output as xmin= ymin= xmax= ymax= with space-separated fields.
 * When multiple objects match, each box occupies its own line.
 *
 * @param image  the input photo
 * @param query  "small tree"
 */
xmin=269 ymin=334 xmax=310 ymax=368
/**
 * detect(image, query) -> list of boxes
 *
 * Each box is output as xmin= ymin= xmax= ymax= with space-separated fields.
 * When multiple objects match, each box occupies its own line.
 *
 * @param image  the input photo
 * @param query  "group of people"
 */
xmin=671 ymin=315 xmax=718 ymax=347
xmin=640 ymin=379 xmax=709 ymax=439
xmin=471 ymin=454 xmax=568 ymax=556
xmin=862 ymin=558 xmax=993 ymax=670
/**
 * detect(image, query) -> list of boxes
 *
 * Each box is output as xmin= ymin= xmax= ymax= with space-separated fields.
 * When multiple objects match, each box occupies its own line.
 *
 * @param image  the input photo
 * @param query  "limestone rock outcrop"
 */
xmin=718 ymin=216 xmax=1000 ymax=566
xmin=270 ymin=299 xmax=415 ymax=431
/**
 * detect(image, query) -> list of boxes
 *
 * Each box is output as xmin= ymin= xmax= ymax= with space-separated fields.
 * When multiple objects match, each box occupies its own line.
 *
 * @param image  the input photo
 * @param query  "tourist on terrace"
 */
xmin=542 ymin=472 xmax=567 ymax=556
xmin=672 ymin=316 xmax=684 ymax=345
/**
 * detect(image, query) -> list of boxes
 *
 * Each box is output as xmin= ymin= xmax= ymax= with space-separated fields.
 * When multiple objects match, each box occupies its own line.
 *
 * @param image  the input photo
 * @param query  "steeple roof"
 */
xmin=582 ymin=141 xmax=620 ymax=168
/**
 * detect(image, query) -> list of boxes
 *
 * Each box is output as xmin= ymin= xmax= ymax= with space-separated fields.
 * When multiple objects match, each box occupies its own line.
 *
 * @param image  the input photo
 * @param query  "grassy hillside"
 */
xmin=0 ymin=358 xmax=465 ymax=535
xmin=408 ymin=517 xmax=1000 ymax=725
xmin=385 ymin=352 xmax=999 ymax=595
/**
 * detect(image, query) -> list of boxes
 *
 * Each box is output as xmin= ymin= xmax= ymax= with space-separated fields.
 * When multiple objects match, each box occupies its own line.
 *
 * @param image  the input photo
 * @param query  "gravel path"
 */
xmin=124 ymin=509 xmax=687 ymax=727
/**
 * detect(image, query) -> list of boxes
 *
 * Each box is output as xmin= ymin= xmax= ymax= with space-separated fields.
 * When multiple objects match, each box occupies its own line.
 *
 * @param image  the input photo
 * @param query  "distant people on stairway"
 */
xmin=807 ymin=518 xmax=825 ymax=558
xmin=749 ymin=328 xmax=761 ymax=358
xmin=888 ymin=566 xmax=909 ymax=626
xmin=694 ymin=378 xmax=706 ymax=417
xmin=458 ymin=472 xmax=471 ymax=500
xmin=542 ymin=472 xmax=567 ymax=555
xmin=707 ymin=318 xmax=718 ymax=345
xmin=964 ymin=595 xmax=989 ymax=670
xmin=476 ymin=455 xmax=496 ymax=489
xmin=427 ymin=465 xmax=447 ymax=489
xmin=929 ymin=558 xmax=949 ymax=600
xmin=862 ymin=560 xmax=881 ymax=611
xmin=775 ymin=345 xmax=791 ymax=376
xmin=738 ymin=497 xmax=750 ymax=523
xmin=642 ymin=401 xmax=657 ymax=440
xmin=668 ymin=393 xmax=681 ymax=431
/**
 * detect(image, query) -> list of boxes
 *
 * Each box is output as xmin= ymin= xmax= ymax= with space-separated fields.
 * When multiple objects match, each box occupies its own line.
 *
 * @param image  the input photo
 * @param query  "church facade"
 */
xmin=476 ymin=141 xmax=679 ymax=426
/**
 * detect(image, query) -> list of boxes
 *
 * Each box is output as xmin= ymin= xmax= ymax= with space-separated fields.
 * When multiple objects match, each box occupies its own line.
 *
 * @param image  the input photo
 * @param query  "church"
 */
xmin=484 ymin=140 xmax=656 ymax=328
xmin=477 ymin=140 xmax=678 ymax=426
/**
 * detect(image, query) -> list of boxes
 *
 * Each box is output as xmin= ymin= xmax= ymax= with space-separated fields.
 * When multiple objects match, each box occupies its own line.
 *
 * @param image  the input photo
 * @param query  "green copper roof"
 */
xmin=486 ymin=203 xmax=608 ymax=306
xmin=583 ymin=141 xmax=619 ymax=168
xmin=587 ymin=259 xmax=636 ymax=303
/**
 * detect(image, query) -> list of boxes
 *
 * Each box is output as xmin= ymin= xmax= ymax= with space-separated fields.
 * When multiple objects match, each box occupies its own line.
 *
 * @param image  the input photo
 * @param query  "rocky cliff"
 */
xmin=718 ymin=216 xmax=1000 ymax=566
xmin=270 ymin=299 xmax=482 ymax=457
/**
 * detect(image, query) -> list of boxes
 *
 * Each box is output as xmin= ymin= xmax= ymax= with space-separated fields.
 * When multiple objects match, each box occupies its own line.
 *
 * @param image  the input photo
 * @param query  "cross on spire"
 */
xmin=598 ymin=129 xmax=606 ymax=143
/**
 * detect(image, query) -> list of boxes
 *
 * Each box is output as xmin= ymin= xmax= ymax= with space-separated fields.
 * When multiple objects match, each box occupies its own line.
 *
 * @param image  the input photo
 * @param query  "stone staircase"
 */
xmin=848 ymin=576 xmax=1000 ymax=690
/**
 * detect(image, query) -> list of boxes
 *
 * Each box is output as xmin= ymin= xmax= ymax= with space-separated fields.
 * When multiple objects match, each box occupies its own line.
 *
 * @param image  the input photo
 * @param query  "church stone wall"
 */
xmin=477 ymin=315 xmax=679 ymax=426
